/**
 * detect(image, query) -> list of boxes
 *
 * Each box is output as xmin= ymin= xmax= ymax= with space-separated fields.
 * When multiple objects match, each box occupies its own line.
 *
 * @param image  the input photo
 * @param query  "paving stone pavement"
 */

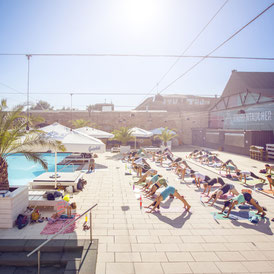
xmin=0 ymin=146 xmax=273 ymax=274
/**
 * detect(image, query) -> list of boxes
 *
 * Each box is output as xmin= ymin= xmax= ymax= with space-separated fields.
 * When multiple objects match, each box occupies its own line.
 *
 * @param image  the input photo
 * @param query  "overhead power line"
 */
xmin=0 ymin=53 xmax=273 ymax=60
xmin=0 ymin=81 xmax=46 ymax=110
xmin=138 ymin=0 xmax=230 ymax=106
xmin=159 ymin=3 xmax=274 ymax=95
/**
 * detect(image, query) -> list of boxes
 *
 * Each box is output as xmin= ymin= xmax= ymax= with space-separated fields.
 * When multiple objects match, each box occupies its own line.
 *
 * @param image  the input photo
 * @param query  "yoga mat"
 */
xmin=41 ymin=217 xmax=77 ymax=235
xmin=211 ymin=211 xmax=262 ymax=221
xmin=133 ymin=181 xmax=146 ymax=186
xmin=240 ymin=179 xmax=266 ymax=186
xmin=238 ymin=205 xmax=256 ymax=210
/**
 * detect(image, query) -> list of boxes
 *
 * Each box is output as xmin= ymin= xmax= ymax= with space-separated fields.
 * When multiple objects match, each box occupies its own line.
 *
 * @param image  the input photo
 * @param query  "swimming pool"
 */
xmin=7 ymin=153 xmax=79 ymax=186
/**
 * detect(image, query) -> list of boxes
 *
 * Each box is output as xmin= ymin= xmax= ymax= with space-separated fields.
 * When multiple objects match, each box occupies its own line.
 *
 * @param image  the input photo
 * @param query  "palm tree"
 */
xmin=112 ymin=127 xmax=133 ymax=145
xmin=154 ymin=127 xmax=177 ymax=146
xmin=71 ymin=119 xmax=91 ymax=128
xmin=0 ymin=100 xmax=65 ymax=190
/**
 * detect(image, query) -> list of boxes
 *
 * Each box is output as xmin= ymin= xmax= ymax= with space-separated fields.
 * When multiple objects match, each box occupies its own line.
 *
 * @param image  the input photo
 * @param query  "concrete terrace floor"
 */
xmin=1 ymin=146 xmax=274 ymax=274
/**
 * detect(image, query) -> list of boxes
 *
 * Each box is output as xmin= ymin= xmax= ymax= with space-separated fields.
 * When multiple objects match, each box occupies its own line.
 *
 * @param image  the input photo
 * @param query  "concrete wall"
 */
xmin=29 ymin=110 xmax=209 ymax=145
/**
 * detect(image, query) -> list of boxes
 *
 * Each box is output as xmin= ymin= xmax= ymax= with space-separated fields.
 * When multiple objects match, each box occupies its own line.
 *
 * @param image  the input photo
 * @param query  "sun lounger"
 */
xmin=29 ymin=172 xmax=83 ymax=191
xmin=28 ymin=190 xmax=63 ymax=210
xmin=111 ymin=147 xmax=120 ymax=153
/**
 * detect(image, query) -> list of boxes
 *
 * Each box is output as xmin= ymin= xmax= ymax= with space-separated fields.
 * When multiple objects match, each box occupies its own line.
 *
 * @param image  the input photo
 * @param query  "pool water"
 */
xmin=7 ymin=153 xmax=79 ymax=186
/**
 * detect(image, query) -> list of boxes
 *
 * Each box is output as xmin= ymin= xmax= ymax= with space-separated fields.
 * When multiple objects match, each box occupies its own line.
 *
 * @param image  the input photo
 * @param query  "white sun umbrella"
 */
xmin=75 ymin=126 xmax=114 ymax=139
xmin=130 ymin=127 xmax=153 ymax=149
xmin=40 ymin=122 xmax=105 ymax=185
xmin=150 ymin=127 xmax=176 ymax=135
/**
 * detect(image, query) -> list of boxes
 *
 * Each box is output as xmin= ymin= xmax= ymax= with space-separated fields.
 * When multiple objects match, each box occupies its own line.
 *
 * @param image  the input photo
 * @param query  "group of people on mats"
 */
xmin=188 ymin=149 xmax=266 ymax=184
xmin=122 ymin=147 xmax=268 ymax=218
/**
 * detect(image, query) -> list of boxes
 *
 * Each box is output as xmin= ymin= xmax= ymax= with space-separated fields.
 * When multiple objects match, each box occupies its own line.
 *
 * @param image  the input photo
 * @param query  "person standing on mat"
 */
xmin=266 ymin=175 xmax=274 ymax=191
xmin=145 ymin=186 xmax=191 ymax=213
xmin=265 ymin=164 xmax=274 ymax=174
xmin=88 ymin=158 xmax=95 ymax=172
xmin=205 ymin=183 xmax=239 ymax=207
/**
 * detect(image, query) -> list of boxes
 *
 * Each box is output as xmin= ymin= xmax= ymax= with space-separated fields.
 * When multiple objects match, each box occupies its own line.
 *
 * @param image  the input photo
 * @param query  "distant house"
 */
xmin=192 ymin=70 xmax=274 ymax=155
xmin=90 ymin=103 xmax=114 ymax=111
xmin=209 ymin=70 xmax=274 ymax=131
xmin=135 ymin=94 xmax=217 ymax=112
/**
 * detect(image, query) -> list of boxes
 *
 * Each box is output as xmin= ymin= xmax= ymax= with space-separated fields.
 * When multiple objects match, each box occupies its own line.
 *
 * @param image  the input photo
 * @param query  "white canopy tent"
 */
xmin=75 ymin=126 xmax=114 ymax=139
xmin=130 ymin=127 xmax=153 ymax=149
xmin=150 ymin=127 xmax=176 ymax=136
xmin=40 ymin=123 xmax=105 ymax=153
xmin=39 ymin=122 xmax=105 ymax=185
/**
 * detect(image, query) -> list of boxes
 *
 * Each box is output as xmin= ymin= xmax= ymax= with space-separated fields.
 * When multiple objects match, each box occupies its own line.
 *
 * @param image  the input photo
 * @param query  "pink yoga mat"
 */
xmin=41 ymin=217 xmax=77 ymax=235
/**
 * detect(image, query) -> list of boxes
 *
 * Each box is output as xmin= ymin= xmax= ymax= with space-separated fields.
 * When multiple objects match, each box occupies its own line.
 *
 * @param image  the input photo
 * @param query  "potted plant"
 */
xmin=111 ymin=127 xmax=133 ymax=153
xmin=154 ymin=127 xmax=177 ymax=148
xmin=0 ymin=100 xmax=64 ymax=228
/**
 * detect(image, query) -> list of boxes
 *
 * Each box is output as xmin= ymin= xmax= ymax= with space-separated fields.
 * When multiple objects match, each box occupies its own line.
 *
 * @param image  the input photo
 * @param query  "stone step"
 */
xmin=0 ymin=239 xmax=86 ymax=252
xmin=0 ymin=250 xmax=82 ymax=267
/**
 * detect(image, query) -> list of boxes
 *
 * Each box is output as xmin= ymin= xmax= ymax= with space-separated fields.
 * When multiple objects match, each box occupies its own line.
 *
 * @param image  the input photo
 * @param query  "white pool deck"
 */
xmin=1 ymin=146 xmax=274 ymax=274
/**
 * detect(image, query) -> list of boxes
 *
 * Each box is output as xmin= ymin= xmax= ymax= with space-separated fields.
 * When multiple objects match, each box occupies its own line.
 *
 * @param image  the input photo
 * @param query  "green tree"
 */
xmin=30 ymin=100 xmax=54 ymax=110
xmin=112 ymin=127 xmax=133 ymax=145
xmin=0 ymin=99 xmax=65 ymax=190
xmin=71 ymin=119 xmax=91 ymax=128
xmin=154 ymin=127 xmax=177 ymax=146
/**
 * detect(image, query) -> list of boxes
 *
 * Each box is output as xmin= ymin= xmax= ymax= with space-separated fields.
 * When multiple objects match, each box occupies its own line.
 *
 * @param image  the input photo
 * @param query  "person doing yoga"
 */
xmin=145 ymin=178 xmax=168 ymax=198
xmin=179 ymin=161 xmax=195 ymax=181
xmin=191 ymin=172 xmax=211 ymax=188
xmin=236 ymin=170 xmax=265 ymax=184
xmin=136 ymin=169 xmax=157 ymax=184
xmin=220 ymin=189 xmax=266 ymax=218
xmin=202 ymin=177 xmax=225 ymax=196
xmin=221 ymin=160 xmax=238 ymax=175
xmin=145 ymin=186 xmax=191 ymax=213
xmin=206 ymin=183 xmax=239 ymax=207
xmin=142 ymin=174 xmax=162 ymax=191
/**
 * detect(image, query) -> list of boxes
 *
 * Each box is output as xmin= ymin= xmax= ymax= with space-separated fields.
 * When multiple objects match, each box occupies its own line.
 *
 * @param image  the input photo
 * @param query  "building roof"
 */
xmin=222 ymin=70 xmax=274 ymax=98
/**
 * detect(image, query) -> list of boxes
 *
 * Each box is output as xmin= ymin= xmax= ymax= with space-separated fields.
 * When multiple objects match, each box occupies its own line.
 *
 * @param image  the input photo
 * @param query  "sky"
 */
xmin=0 ymin=0 xmax=273 ymax=111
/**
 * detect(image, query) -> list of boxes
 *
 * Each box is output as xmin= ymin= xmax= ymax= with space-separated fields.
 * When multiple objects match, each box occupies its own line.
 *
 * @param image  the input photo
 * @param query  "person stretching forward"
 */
xmin=145 ymin=186 xmax=191 ymax=213
xmin=220 ymin=189 xmax=266 ymax=218
xmin=205 ymin=183 xmax=239 ymax=207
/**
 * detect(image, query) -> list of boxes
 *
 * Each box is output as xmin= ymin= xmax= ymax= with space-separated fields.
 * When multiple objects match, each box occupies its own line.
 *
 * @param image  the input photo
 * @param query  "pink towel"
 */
xmin=41 ymin=217 xmax=77 ymax=235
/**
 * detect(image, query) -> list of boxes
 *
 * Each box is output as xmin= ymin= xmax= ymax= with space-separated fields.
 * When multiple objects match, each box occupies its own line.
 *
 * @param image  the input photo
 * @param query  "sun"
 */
xmin=123 ymin=0 xmax=159 ymax=32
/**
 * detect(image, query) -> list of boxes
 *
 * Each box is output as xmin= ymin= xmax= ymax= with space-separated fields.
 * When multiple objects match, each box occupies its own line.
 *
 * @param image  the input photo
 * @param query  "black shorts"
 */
xmin=174 ymin=157 xmax=182 ymax=163
xmin=224 ymin=200 xmax=232 ymax=207
xmin=220 ymin=184 xmax=230 ymax=194
xmin=243 ymin=192 xmax=252 ymax=202
xmin=208 ymin=178 xmax=217 ymax=186
xmin=204 ymin=176 xmax=211 ymax=182
xmin=154 ymin=184 xmax=160 ymax=190
xmin=217 ymin=177 xmax=225 ymax=186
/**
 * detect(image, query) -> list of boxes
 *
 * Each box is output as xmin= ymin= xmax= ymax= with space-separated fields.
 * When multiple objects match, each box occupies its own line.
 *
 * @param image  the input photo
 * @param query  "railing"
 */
xmin=58 ymin=162 xmax=75 ymax=172
xmin=27 ymin=203 xmax=98 ymax=274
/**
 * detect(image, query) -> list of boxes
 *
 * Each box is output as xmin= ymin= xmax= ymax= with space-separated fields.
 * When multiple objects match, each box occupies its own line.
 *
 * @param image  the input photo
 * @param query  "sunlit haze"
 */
xmin=0 ymin=0 xmax=273 ymax=110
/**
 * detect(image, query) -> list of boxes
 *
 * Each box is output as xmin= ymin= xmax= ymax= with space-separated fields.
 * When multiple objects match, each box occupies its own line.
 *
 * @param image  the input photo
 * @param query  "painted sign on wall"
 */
xmin=210 ymin=102 xmax=274 ymax=131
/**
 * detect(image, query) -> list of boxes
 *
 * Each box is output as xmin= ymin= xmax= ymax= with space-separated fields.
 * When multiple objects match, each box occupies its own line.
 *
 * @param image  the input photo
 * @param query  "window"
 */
xmin=225 ymin=133 xmax=244 ymax=147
